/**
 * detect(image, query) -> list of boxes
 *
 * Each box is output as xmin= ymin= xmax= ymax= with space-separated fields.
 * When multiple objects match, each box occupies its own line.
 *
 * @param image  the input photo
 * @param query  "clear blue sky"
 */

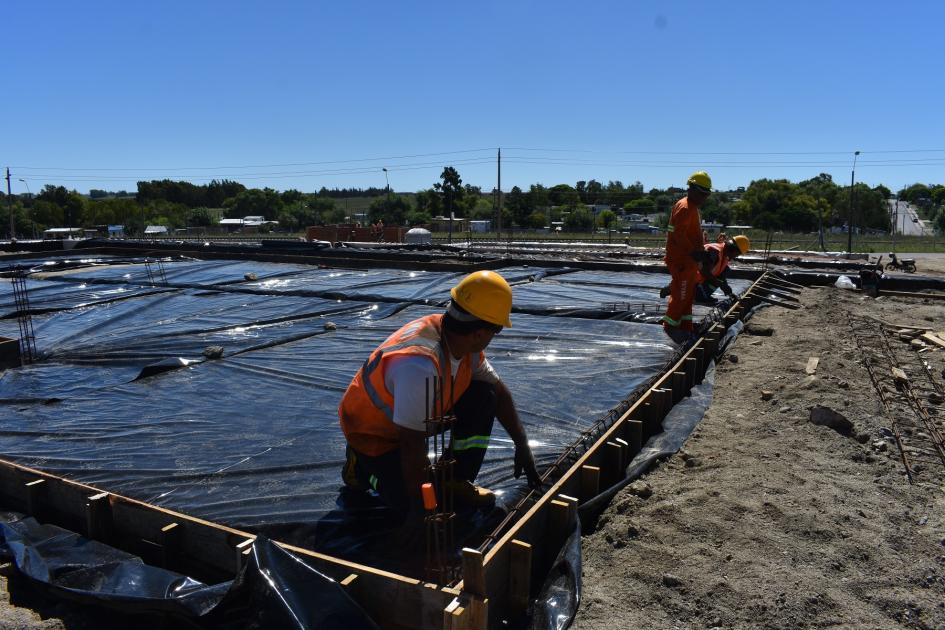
xmin=5 ymin=0 xmax=944 ymax=196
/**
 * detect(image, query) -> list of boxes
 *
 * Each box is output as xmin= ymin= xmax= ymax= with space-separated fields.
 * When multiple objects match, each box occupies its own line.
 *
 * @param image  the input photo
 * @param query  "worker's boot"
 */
xmin=443 ymin=480 xmax=496 ymax=509
xmin=341 ymin=446 xmax=366 ymax=492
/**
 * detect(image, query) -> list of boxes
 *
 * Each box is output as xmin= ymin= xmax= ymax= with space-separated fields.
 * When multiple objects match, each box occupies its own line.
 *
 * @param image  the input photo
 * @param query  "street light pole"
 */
xmin=18 ymin=179 xmax=34 ymax=239
xmin=382 ymin=167 xmax=390 ymax=200
xmin=847 ymin=150 xmax=860 ymax=255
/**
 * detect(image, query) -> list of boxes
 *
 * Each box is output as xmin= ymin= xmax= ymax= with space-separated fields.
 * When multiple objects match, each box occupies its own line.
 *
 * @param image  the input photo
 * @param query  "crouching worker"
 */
xmin=339 ymin=270 xmax=542 ymax=521
xmin=694 ymin=235 xmax=750 ymax=303
xmin=661 ymin=235 xmax=750 ymax=303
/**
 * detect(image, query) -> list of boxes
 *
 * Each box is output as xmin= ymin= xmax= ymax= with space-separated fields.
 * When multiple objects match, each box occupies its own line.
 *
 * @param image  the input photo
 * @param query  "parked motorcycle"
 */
xmin=885 ymin=252 xmax=917 ymax=273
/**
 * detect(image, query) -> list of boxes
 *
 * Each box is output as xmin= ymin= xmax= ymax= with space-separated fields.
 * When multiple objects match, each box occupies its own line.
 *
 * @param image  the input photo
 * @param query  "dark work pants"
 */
xmin=348 ymin=380 xmax=497 ymax=515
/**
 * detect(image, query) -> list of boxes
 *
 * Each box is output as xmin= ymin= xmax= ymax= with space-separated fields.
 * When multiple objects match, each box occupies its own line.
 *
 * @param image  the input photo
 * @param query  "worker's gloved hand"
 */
xmin=514 ymin=442 xmax=543 ymax=491
xmin=722 ymin=283 xmax=734 ymax=297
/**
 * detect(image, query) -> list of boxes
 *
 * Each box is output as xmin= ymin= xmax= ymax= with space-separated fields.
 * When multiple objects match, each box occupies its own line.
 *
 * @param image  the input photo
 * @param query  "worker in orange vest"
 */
xmin=694 ymin=235 xmax=750 ymax=303
xmin=339 ymin=271 xmax=542 ymax=520
xmin=662 ymin=171 xmax=713 ymax=341
xmin=661 ymin=235 xmax=750 ymax=303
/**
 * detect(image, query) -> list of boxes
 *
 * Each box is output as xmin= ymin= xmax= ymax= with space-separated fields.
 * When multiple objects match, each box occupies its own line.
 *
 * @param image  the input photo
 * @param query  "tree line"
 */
xmin=2 ymin=169 xmax=943 ymax=238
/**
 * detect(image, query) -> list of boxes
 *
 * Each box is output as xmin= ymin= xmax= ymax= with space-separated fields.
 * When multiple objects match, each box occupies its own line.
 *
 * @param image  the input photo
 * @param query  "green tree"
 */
xmin=506 ymin=186 xmax=531 ymax=226
xmin=548 ymin=184 xmax=579 ymax=207
xmin=369 ymin=195 xmax=412 ymax=225
xmin=564 ymin=206 xmax=593 ymax=230
xmin=527 ymin=210 xmax=546 ymax=229
xmin=433 ymin=167 xmax=465 ymax=218
xmin=414 ymin=189 xmax=443 ymax=217
xmin=624 ymin=198 xmax=656 ymax=216
xmin=528 ymin=184 xmax=550 ymax=209
xmin=597 ymin=209 xmax=617 ymax=229
xmin=223 ymin=188 xmax=284 ymax=219
xmin=406 ymin=209 xmax=432 ymax=226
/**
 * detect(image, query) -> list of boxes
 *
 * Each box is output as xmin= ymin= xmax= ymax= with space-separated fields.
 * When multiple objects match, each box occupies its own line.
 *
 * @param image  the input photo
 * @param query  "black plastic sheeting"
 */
xmin=0 ymin=256 xmax=740 ymax=627
xmin=0 ymin=514 xmax=378 ymax=629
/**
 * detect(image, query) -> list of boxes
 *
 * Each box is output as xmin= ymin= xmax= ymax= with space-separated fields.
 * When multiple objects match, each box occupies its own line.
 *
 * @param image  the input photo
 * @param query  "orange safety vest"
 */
xmin=702 ymin=242 xmax=730 ymax=279
xmin=339 ymin=314 xmax=482 ymax=456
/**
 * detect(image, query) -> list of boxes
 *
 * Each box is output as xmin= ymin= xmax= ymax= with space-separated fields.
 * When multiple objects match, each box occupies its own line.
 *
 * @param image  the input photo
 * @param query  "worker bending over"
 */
xmin=662 ymin=171 xmax=713 ymax=341
xmin=339 ymin=271 xmax=542 ymax=520
xmin=661 ymin=235 xmax=750 ymax=303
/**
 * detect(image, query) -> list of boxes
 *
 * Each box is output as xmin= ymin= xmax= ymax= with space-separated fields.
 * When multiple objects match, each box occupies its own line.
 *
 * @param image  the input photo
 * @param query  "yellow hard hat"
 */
xmin=450 ymin=271 xmax=513 ymax=328
xmin=687 ymin=171 xmax=712 ymax=192
xmin=733 ymin=235 xmax=750 ymax=255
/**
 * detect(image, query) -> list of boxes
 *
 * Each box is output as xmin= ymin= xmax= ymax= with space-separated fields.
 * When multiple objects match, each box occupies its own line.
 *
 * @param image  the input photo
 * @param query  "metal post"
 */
xmin=5 ymin=167 xmax=13 ymax=240
xmin=847 ymin=150 xmax=859 ymax=255
xmin=18 ymin=180 xmax=33 ymax=239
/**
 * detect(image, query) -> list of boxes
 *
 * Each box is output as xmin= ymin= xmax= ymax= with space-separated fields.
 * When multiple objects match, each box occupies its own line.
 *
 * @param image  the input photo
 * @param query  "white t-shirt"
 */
xmin=385 ymin=353 xmax=499 ymax=432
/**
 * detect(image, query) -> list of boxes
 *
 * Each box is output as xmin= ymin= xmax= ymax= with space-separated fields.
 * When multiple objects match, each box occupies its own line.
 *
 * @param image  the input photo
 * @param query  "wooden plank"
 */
xmin=604 ymin=442 xmax=625 ymax=488
xmin=685 ymin=357 xmax=698 ymax=390
xmin=579 ymin=465 xmax=600 ymax=502
xmin=672 ymin=371 xmax=688 ymax=403
xmin=921 ymin=332 xmax=945 ymax=349
xmin=691 ymin=347 xmax=706 ymax=384
xmin=25 ymin=479 xmax=45 ymax=519
xmin=235 ymin=537 xmax=255 ymax=572
xmin=462 ymin=548 xmax=486 ymax=597
xmin=86 ymin=492 xmax=111 ymax=542
xmin=805 ymin=356 xmax=820 ymax=375
xmin=508 ymin=540 xmax=532 ymax=616
xmin=0 ymin=457 xmax=456 ymax=630
xmin=160 ymin=522 xmax=181 ymax=570
xmin=626 ymin=420 xmax=643 ymax=456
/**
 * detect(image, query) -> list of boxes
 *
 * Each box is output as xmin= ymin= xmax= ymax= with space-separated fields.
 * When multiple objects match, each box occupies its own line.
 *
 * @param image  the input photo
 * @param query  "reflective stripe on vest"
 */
xmin=360 ymin=333 xmax=444 ymax=421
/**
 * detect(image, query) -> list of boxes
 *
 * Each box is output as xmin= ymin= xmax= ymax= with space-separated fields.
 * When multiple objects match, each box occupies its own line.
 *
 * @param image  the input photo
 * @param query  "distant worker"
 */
xmin=662 ymin=171 xmax=713 ymax=342
xmin=339 ymin=271 xmax=542 ymax=521
xmin=661 ymin=235 xmax=750 ymax=303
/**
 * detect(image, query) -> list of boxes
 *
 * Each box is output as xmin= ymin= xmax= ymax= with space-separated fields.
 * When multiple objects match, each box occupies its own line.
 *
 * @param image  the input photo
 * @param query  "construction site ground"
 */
xmin=576 ymin=256 xmax=945 ymax=630
xmin=2 ymin=256 xmax=945 ymax=629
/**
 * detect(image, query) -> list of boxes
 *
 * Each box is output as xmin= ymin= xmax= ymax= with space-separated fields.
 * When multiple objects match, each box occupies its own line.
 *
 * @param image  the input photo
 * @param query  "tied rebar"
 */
xmin=144 ymin=257 xmax=167 ymax=286
xmin=11 ymin=267 xmax=37 ymax=365
xmin=424 ymin=374 xmax=458 ymax=584
xmin=849 ymin=314 xmax=945 ymax=483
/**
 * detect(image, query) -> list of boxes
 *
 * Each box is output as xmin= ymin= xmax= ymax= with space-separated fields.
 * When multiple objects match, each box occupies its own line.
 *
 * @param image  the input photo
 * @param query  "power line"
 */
xmin=12 ymin=147 xmax=496 ymax=172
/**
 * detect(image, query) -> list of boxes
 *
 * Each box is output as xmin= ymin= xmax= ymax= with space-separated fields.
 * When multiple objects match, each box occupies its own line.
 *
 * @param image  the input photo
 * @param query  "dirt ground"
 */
xmin=2 ymin=254 xmax=944 ymax=629
xmin=576 ymin=259 xmax=945 ymax=629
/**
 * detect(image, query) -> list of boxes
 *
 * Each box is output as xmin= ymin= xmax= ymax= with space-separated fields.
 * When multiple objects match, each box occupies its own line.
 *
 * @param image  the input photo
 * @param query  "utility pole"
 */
xmin=892 ymin=198 xmax=898 ymax=252
xmin=847 ymin=150 xmax=859 ymax=256
xmin=5 ymin=168 xmax=13 ymax=240
xmin=496 ymin=148 xmax=502 ymax=239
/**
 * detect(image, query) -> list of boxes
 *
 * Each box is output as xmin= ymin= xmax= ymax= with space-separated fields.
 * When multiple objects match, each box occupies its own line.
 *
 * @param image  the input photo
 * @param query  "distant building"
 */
xmin=108 ymin=225 xmax=125 ymax=238
xmin=144 ymin=225 xmax=168 ymax=236
xmin=469 ymin=220 xmax=491 ymax=233
xmin=218 ymin=216 xmax=279 ymax=232
xmin=43 ymin=227 xmax=84 ymax=239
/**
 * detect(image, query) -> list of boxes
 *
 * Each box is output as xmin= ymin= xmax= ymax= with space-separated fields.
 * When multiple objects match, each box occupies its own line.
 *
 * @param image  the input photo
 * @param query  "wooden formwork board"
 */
xmin=0 ymin=458 xmax=456 ymax=629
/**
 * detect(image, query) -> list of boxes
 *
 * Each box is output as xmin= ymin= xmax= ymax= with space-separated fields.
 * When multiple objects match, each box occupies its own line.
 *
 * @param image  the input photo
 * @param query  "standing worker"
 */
xmin=339 ymin=271 xmax=542 ymax=522
xmin=662 ymin=171 xmax=713 ymax=342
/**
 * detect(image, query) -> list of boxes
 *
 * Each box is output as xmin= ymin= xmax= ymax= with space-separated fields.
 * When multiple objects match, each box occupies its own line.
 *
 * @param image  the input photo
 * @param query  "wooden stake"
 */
xmin=626 ymin=419 xmax=643 ymax=456
xmin=25 ymin=479 xmax=45 ymax=520
xmin=160 ymin=522 xmax=181 ymax=569
xmin=579 ymin=465 xmax=600 ymax=502
xmin=461 ymin=548 xmax=486 ymax=597
xmin=86 ymin=492 xmax=111 ymax=542
xmin=508 ymin=540 xmax=532 ymax=615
